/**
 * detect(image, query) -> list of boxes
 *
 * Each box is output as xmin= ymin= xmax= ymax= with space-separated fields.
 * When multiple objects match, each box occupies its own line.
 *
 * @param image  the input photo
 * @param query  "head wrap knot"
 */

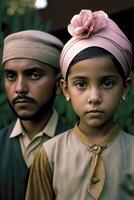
xmin=60 ymin=10 xmax=133 ymax=78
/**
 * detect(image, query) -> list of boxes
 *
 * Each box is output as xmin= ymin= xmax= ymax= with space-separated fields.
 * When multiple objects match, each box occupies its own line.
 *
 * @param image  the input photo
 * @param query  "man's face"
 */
xmin=4 ymin=58 xmax=57 ymax=120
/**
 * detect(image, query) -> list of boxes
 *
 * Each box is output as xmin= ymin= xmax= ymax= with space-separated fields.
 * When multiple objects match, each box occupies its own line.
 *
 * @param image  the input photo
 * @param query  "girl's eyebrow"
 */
xmin=70 ymin=75 xmax=88 ymax=80
xmin=101 ymin=74 xmax=122 ymax=79
xmin=70 ymin=74 xmax=121 ymax=82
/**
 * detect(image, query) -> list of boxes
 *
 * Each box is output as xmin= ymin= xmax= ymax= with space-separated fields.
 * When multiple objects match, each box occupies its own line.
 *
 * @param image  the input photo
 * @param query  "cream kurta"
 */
xmin=10 ymin=109 xmax=58 ymax=167
xmin=26 ymin=126 xmax=134 ymax=200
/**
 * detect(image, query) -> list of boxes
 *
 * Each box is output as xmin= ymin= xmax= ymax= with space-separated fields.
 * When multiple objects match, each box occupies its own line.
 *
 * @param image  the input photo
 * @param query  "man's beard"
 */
xmin=8 ymin=96 xmax=55 ymax=121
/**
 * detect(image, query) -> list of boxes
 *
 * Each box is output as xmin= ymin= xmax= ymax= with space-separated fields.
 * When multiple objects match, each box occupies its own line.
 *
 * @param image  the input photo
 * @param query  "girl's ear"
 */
xmin=122 ymin=77 xmax=132 ymax=98
xmin=60 ymin=79 xmax=70 ymax=100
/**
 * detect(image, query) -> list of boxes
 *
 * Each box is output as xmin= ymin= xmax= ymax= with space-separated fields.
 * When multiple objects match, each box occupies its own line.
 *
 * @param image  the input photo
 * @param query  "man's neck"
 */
xmin=21 ymin=109 xmax=53 ymax=139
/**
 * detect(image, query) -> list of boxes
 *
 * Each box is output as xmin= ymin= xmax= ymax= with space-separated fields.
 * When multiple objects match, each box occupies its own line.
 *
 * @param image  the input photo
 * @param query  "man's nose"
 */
xmin=15 ymin=77 xmax=28 ymax=94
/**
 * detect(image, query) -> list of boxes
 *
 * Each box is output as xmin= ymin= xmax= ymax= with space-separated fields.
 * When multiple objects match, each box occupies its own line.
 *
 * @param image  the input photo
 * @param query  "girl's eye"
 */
xmin=75 ymin=81 xmax=87 ymax=89
xmin=102 ymin=79 xmax=115 ymax=89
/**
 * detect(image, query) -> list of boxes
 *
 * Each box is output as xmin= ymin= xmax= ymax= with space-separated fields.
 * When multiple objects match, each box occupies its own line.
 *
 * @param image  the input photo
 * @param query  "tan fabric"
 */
xmin=2 ymin=30 xmax=63 ymax=69
xmin=10 ymin=109 xmax=58 ymax=167
xmin=26 ymin=147 xmax=54 ymax=200
xmin=73 ymin=124 xmax=119 ymax=199
xmin=26 ymin=127 xmax=134 ymax=200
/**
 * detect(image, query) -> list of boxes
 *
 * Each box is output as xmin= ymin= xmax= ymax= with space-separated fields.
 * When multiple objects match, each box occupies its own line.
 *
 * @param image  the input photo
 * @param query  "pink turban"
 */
xmin=2 ymin=30 xmax=63 ymax=69
xmin=60 ymin=10 xmax=133 ymax=78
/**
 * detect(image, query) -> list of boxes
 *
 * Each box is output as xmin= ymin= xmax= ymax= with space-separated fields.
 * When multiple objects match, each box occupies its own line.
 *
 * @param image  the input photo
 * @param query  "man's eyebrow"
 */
xmin=4 ymin=69 xmax=15 ymax=73
xmin=3 ymin=67 xmax=45 ymax=74
xmin=25 ymin=67 xmax=45 ymax=72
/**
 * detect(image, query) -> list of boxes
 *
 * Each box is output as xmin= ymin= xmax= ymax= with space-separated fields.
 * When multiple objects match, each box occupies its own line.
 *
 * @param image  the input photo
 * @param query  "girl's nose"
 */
xmin=87 ymin=87 xmax=101 ymax=104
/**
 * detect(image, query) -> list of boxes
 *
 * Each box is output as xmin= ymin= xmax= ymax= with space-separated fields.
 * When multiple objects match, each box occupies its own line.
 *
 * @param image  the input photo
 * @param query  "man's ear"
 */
xmin=56 ymin=73 xmax=63 ymax=95
xmin=60 ymin=79 xmax=70 ymax=101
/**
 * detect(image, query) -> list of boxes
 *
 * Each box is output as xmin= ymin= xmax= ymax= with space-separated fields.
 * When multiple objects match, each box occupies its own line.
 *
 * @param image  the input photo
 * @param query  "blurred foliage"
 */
xmin=6 ymin=0 xmax=36 ymax=15
xmin=54 ymin=94 xmax=78 ymax=128
xmin=0 ymin=0 xmax=134 ymax=134
xmin=115 ymin=75 xmax=134 ymax=134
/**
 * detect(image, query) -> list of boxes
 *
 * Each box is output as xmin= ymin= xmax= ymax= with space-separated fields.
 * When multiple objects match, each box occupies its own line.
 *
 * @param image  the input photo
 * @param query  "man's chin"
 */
xmin=15 ymin=111 xmax=37 ymax=120
xmin=17 ymin=111 xmax=41 ymax=121
xmin=18 ymin=117 xmax=32 ymax=120
xmin=17 ymin=115 xmax=35 ymax=120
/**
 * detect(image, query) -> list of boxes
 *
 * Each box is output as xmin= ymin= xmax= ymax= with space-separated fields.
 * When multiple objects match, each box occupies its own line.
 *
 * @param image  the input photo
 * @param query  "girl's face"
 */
xmin=61 ymin=56 xmax=129 ymax=133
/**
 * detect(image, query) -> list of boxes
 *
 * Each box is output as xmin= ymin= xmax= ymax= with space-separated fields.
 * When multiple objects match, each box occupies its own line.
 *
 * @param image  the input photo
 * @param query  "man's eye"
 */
xmin=31 ymin=73 xmax=42 ymax=80
xmin=5 ymin=73 xmax=16 ymax=81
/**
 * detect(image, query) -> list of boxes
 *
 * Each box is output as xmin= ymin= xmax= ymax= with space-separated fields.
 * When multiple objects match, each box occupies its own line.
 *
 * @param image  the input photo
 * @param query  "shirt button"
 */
xmin=93 ymin=146 xmax=98 ymax=151
xmin=91 ymin=177 xmax=99 ymax=184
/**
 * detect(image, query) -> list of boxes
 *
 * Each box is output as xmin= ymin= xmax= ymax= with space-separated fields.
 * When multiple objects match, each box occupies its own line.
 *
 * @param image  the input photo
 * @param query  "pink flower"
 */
xmin=68 ymin=10 xmax=108 ymax=38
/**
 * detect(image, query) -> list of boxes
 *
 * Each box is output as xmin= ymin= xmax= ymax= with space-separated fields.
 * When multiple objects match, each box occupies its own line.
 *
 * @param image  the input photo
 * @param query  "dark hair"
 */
xmin=66 ymin=47 xmax=126 ymax=81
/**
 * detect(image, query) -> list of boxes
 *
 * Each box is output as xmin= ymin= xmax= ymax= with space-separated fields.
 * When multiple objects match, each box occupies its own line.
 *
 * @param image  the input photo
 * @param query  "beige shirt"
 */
xmin=26 ymin=124 xmax=134 ymax=200
xmin=10 ymin=109 xmax=58 ymax=168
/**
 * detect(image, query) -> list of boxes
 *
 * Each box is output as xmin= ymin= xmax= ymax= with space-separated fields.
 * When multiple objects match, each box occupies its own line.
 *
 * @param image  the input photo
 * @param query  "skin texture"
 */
xmin=61 ymin=56 xmax=129 ymax=142
xmin=4 ymin=58 xmax=58 ymax=138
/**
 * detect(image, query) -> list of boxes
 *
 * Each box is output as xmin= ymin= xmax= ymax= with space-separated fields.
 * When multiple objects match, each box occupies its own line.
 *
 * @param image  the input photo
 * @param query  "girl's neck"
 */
xmin=78 ymin=120 xmax=115 ymax=144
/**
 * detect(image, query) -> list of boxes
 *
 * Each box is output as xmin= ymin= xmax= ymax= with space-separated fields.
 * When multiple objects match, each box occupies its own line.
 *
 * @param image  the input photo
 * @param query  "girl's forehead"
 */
xmin=69 ymin=57 xmax=119 ymax=76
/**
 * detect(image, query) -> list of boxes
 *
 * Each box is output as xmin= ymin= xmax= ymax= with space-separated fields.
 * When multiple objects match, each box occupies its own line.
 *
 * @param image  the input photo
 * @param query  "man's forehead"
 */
xmin=4 ymin=58 xmax=56 ymax=74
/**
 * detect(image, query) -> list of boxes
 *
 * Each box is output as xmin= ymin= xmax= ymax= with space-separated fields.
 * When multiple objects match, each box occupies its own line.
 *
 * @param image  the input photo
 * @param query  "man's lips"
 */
xmin=15 ymin=99 xmax=33 ymax=104
xmin=14 ymin=100 xmax=33 ymax=107
xmin=12 ymin=96 xmax=36 ymax=105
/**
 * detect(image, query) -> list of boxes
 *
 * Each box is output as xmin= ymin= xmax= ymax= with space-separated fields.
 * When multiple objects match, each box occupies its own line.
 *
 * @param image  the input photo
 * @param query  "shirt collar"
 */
xmin=73 ymin=122 xmax=120 ymax=147
xmin=10 ymin=119 xmax=23 ymax=138
xmin=41 ymin=109 xmax=58 ymax=138
xmin=10 ymin=109 xmax=59 ymax=138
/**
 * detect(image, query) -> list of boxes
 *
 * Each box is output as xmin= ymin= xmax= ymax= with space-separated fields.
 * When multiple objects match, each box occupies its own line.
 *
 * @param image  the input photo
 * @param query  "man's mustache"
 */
xmin=12 ymin=95 xmax=37 ymax=105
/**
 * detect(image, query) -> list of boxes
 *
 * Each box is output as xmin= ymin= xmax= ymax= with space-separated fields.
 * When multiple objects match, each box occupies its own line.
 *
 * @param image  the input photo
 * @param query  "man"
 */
xmin=0 ymin=30 xmax=69 ymax=200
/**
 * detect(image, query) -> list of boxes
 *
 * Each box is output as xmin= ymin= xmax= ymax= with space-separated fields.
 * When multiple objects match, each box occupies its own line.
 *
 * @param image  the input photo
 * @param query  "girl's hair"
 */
xmin=66 ymin=47 xmax=126 ymax=81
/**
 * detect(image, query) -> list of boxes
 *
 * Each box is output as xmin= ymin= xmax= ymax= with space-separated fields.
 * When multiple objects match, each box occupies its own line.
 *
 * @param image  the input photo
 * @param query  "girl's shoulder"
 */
xmin=43 ymin=128 xmax=73 ymax=151
xmin=42 ymin=129 xmax=76 ymax=167
xmin=118 ymin=129 xmax=134 ymax=148
xmin=120 ymin=129 xmax=134 ymax=140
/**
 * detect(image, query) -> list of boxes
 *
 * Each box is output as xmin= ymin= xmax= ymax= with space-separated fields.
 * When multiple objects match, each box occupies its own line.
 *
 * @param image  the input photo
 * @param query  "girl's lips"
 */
xmin=89 ymin=110 xmax=102 ymax=113
xmin=87 ymin=110 xmax=104 ymax=117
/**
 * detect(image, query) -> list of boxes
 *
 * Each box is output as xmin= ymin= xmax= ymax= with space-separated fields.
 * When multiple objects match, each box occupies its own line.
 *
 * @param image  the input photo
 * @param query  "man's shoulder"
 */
xmin=55 ymin=117 xmax=71 ymax=135
xmin=0 ymin=122 xmax=16 ymax=140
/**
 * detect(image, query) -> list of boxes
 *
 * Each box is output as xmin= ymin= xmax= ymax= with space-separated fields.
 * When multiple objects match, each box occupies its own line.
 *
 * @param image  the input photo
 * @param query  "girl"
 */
xmin=26 ymin=10 xmax=134 ymax=200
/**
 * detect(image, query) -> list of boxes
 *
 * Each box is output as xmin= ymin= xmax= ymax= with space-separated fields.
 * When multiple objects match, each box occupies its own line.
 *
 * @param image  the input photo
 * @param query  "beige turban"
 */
xmin=2 ymin=30 xmax=64 ymax=69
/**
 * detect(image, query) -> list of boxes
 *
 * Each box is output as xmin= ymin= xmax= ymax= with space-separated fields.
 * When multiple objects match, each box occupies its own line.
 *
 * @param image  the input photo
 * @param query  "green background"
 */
xmin=0 ymin=0 xmax=134 ymax=133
